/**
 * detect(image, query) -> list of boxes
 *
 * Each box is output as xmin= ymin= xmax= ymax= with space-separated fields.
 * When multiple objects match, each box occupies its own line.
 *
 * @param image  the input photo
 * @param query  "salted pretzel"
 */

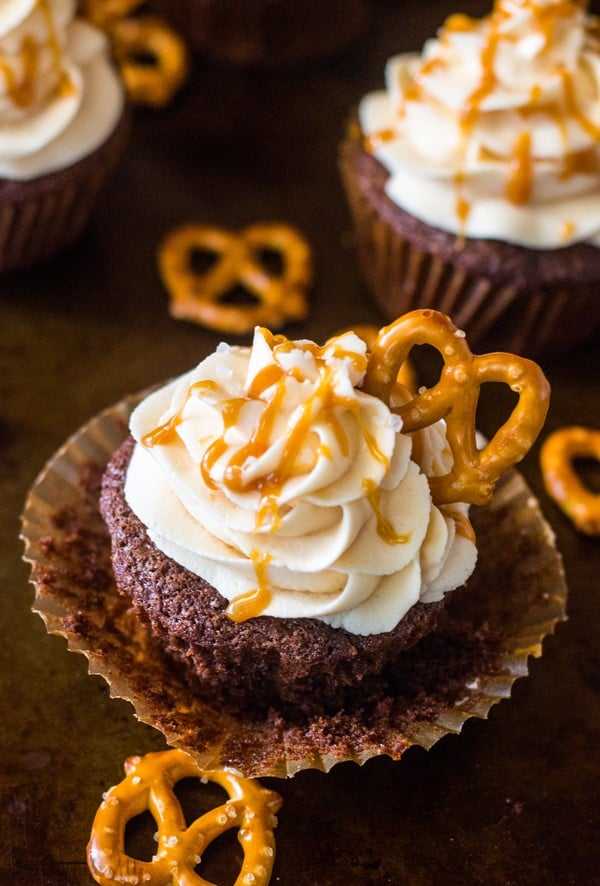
xmin=87 ymin=749 xmax=283 ymax=886
xmin=110 ymin=15 xmax=189 ymax=107
xmin=159 ymin=222 xmax=312 ymax=335
xmin=540 ymin=426 xmax=600 ymax=535
xmin=345 ymin=323 xmax=417 ymax=393
xmin=363 ymin=309 xmax=550 ymax=506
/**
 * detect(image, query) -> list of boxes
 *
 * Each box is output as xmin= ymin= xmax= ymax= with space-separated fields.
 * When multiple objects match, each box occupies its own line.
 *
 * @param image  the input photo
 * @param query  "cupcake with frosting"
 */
xmin=340 ymin=0 xmax=600 ymax=358
xmin=99 ymin=316 xmax=549 ymax=717
xmin=0 ymin=0 xmax=128 ymax=273
xmin=23 ymin=310 xmax=565 ymax=775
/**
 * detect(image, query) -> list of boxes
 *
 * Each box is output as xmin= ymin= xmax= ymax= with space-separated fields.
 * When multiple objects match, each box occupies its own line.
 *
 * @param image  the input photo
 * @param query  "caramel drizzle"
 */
xmin=363 ymin=479 xmax=410 ymax=545
xmin=441 ymin=506 xmax=476 ymax=543
xmin=365 ymin=0 xmax=599 ymax=229
xmin=0 ymin=0 xmax=72 ymax=110
xmin=143 ymin=331 xmax=392 ymax=621
xmin=227 ymin=550 xmax=272 ymax=622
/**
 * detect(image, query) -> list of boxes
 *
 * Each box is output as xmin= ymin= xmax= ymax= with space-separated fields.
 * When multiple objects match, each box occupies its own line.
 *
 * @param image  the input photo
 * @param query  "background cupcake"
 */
xmin=149 ymin=0 xmax=369 ymax=66
xmin=0 ymin=0 xmax=128 ymax=274
xmin=340 ymin=0 xmax=600 ymax=359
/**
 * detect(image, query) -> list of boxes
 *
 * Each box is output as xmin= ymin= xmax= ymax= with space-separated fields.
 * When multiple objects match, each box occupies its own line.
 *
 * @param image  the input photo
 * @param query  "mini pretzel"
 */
xmin=363 ymin=309 xmax=550 ymax=506
xmin=540 ymin=426 xmax=600 ymax=535
xmin=87 ymin=749 xmax=283 ymax=886
xmin=110 ymin=15 xmax=189 ymax=107
xmin=158 ymin=222 xmax=312 ymax=335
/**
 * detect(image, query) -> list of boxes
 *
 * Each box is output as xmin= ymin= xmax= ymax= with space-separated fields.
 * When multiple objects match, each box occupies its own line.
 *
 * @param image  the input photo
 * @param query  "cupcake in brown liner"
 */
xmin=22 ymin=311 xmax=567 ymax=778
xmin=340 ymin=0 xmax=600 ymax=359
xmin=0 ymin=1 xmax=129 ymax=274
xmin=149 ymin=0 xmax=369 ymax=66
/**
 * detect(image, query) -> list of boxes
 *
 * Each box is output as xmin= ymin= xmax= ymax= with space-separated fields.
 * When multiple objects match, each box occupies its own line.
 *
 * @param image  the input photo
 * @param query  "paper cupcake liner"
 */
xmin=340 ymin=140 xmax=600 ymax=360
xmin=22 ymin=398 xmax=568 ymax=778
xmin=150 ymin=0 xmax=369 ymax=65
xmin=0 ymin=109 xmax=130 ymax=275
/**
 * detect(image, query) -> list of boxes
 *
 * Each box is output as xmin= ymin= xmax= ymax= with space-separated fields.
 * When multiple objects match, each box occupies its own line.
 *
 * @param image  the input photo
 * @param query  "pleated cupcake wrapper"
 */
xmin=21 ymin=398 xmax=568 ymax=778
xmin=341 ymin=158 xmax=600 ymax=360
xmin=0 ymin=171 xmax=108 ymax=274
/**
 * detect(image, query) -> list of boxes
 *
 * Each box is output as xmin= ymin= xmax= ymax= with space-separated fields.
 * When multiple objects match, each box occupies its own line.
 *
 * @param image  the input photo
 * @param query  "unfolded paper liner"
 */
xmin=22 ymin=398 xmax=568 ymax=779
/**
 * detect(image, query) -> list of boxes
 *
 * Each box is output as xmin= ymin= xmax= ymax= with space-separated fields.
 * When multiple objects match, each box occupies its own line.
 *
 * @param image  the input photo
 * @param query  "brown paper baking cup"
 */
xmin=0 ymin=108 xmax=129 ymax=274
xmin=339 ymin=136 xmax=600 ymax=360
xmin=22 ymin=397 xmax=568 ymax=778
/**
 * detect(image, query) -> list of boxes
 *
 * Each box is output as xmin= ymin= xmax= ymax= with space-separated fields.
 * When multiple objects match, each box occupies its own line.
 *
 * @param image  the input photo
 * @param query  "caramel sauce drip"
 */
xmin=226 ymin=551 xmax=272 ymax=623
xmin=558 ymin=66 xmax=600 ymax=141
xmin=363 ymin=478 xmax=410 ymax=545
xmin=364 ymin=128 xmax=395 ymax=151
xmin=0 ymin=0 xmax=71 ymax=111
xmin=441 ymin=506 xmax=476 ymax=543
xmin=506 ymin=130 xmax=533 ymax=205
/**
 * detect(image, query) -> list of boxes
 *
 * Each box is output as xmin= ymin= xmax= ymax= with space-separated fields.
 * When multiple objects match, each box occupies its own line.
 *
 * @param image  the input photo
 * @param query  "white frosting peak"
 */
xmin=358 ymin=0 xmax=600 ymax=248
xmin=0 ymin=0 xmax=124 ymax=180
xmin=125 ymin=329 xmax=477 ymax=636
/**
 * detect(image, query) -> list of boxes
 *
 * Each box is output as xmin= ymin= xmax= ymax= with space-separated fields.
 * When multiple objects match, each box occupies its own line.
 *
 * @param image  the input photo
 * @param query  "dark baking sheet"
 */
xmin=2 ymin=0 xmax=599 ymax=883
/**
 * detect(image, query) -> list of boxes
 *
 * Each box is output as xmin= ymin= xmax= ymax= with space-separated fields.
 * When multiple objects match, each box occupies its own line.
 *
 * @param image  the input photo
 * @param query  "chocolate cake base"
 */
xmin=100 ymin=436 xmax=450 ymax=717
xmin=339 ymin=126 xmax=600 ymax=359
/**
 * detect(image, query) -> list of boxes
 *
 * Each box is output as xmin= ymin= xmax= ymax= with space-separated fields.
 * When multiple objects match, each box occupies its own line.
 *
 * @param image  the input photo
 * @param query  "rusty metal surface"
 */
xmin=2 ymin=1 xmax=599 ymax=882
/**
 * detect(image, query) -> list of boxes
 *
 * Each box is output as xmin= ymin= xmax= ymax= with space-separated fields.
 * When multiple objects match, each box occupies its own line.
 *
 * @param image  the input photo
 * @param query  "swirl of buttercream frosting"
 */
xmin=0 ymin=0 xmax=124 ymax=179
xmin=358 ymin=0 xmax=600 ymax=248
xmin=125 ymin=328 xmax=477 ymax=636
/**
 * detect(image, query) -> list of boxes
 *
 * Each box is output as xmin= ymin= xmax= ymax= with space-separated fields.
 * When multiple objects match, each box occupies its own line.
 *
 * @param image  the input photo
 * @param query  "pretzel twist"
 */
xmin=340 ymin=323 xmax=417 ymax=393
xmin=87 ymin=749 xmax=282 ymax=886
xmin=540 ymin=426 xmax=600 ymax=535
xmin=159 ymin=222 xmax=312 ymax=334
xmin=363 ymin=309 xmax=550 ymax=505
xmin=111 ymin=15 xmax=189 ymax=108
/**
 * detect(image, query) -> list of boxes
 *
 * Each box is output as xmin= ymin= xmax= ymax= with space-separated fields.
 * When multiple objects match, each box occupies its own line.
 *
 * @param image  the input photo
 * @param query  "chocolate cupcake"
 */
xmin=149 ymin=0 xmax=369 ymax=66
xmin=340 ymin=0 xmax=600 ymax=359
xmin=23 ymin=313 xmax=565 ymax=776
xmin=97 ymin=316 xmax=549 ymax=719
xmin=0 ymin=0 xmax=129 ymax=274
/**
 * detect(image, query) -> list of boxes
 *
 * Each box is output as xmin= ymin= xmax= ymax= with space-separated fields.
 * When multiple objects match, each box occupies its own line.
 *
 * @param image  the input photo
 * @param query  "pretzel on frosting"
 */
xmin=158 ymin=222 xmax=312 ymax=335
xmin=341 ymin=323 xmax=417 ymax=393
xmin=87 ymin=749 xmax=283 ymax=886
xmin=110 ymin=15 xmax=189 ymax=108
xmin=363 ymin=309 xmax=550 ymax=506
xmin=541 ymin=426 xmax=600 ymax=536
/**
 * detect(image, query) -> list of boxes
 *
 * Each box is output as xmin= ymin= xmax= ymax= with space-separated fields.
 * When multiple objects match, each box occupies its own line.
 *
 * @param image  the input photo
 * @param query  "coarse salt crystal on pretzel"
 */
xmin=87 ymin=749 xmax=282 ymax=886
xmin=541 ymin=426 xmax=600 ymax=536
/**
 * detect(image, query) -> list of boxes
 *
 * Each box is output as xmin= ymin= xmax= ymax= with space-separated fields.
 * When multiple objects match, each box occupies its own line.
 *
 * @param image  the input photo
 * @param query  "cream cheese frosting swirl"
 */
xmin=0 ymin=0 xmax=124 ymax=180
xmin=125 ymin=328 xmax=477 ymax=636
xmin=358 ymin=0 xmax=600 ymax=248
